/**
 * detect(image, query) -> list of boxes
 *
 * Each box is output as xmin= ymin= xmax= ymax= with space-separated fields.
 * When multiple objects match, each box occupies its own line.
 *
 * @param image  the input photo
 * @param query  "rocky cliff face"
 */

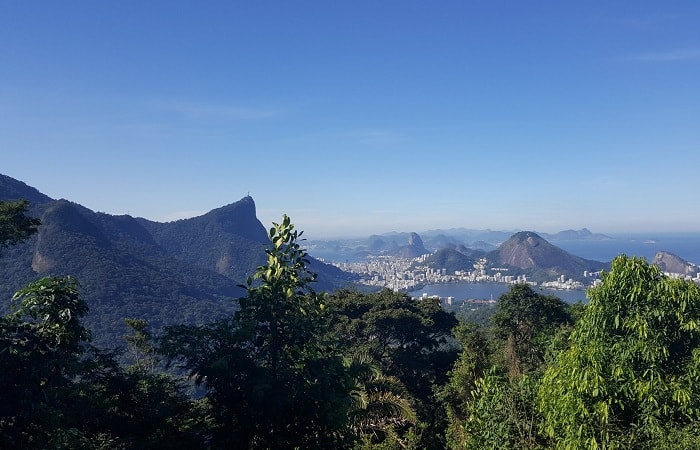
xmin=652 ymin=251 xmax=698 ymax=276
xmin=396 ymin=232 xmax=429 ymax=258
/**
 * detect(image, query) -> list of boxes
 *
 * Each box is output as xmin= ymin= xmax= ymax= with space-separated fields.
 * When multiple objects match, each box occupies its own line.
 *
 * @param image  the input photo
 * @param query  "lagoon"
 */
xmin=408 ymin=282 xmax=589 ymax=304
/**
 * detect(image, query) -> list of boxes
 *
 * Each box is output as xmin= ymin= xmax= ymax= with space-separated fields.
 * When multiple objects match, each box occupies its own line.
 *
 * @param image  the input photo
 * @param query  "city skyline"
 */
xmin=2 ymin=2 xmax=699 ymax=238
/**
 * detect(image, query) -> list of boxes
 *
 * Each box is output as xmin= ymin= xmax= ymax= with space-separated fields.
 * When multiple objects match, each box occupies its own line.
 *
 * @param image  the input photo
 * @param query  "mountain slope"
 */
xmin=652 ymin=251 xmax=698 ymax=277
xmin=0 ymin=197 xmax=243 ymax=347
xmin=0 ymin=174 xmax=355 ymax=347
xmin=138 ymin=197 xmax=269 ymax=284
xmin=419 ymin=245 xmax=485 ymax=274
xmin=490 ymin=231 xmax=605 ymax=279
xmin=0 ymin=174 xmax=53 ymax=205
xmin=395 ymin=232 xmax=429 ymax=258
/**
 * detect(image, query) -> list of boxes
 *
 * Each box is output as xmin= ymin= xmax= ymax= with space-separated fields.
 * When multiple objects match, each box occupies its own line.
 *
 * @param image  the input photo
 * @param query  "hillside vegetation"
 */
xmin=3 ymin=201 xmax=700 ymax=449
xmin=0 ymin=174 xmax=356 ymax=347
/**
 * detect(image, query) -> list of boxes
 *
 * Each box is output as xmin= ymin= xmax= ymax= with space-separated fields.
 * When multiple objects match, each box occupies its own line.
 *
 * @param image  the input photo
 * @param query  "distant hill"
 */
xmin=0 ymin=174 xmax=356 ymax=347
xmin=305 ymin=227 xmax=611 ymax=263
xmin=395 ymin=232 xmax=429 ymax=258
xmin=418 ymin=245 xmax=486 ymax=274
xmin=652 ymin=251 xmax=699 ymax=277
xmin=541 ymin=228 xmax=613 ymax=241
xmin=489 ymin=231 xmax=606 ymax=280
xmin=413 ymin=231 xmax=606 ymax=282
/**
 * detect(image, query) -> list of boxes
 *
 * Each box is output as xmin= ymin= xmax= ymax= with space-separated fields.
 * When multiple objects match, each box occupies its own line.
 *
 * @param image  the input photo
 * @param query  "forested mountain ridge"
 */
xmin=0 ymin=174 xmax=356 ymax=347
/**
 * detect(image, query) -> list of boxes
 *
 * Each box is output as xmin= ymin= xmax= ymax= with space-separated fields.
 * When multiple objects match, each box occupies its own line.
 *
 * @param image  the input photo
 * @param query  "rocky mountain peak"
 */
xmin=652 ymin=251 xmax=698 ymax=276
xmin=396 ymin=232 xmax=428 ymax=258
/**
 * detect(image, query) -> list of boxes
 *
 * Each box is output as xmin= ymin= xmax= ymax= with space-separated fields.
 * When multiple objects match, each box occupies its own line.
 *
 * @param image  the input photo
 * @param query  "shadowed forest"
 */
xmin=3 ymin=199 xmax=700 ymax=449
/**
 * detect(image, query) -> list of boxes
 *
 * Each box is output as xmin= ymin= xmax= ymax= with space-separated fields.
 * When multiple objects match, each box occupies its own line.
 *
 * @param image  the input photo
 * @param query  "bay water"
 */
xmin=408 ymin=232 xmax=700 ymax=304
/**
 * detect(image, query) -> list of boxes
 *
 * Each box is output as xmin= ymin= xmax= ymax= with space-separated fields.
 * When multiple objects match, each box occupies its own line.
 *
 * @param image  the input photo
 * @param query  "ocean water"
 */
xmin=553 ymin=232 xmax=700 ymax=265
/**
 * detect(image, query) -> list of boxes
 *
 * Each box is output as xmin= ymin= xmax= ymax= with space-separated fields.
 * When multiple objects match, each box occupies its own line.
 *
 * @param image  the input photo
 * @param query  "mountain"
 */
xmin=418 ymin=245 xmax=486 ymax=274
xmin=367 ymin=235 xmax=400 ymax=254
xmin=0 ymin=174 xmax=52 ymax=205
xmin=490 ymin=231 xmax=605 ymax=279
xmin=0 ymin=174 xmax=355 ymax=347
xmin=305 ymin=227 xmax=612 ymax=263
xmin=136 ymin=197 xmax=269 ymax=284
xmin=652 ymin=251 xmax=699 ymax=277
xmin=395 ymin=232 xmax=429 ymax=258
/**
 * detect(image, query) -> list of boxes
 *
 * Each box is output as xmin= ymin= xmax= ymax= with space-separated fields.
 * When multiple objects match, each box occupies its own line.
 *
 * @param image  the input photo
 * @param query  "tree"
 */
xmin=440 ymin=284 xmax=574 ymax=449
xmin=439 ymin=322 xmax=492 ymax=448
xmin=161 ymin=215 xmax=350 ymax=449
xmin=0 ymin=199 xmax=40 ymax=252
xmin=324 ymin=288 xmax=459 ymax=449
xmin=0 ymin=276 xmax=90 ymax=448
xmin=235 ymin=214 xmax=321 ymax=383
xmin=123 ymin=318 xmax=158 ymax=374
xmin=539 ymin=255 xmax=700 ymax=449
xmin=344 ymin=350 xmax=418 ymax=447
xmin=458 ymin=367 xmax=541 ymax=450
xmin=491 ymin=283 xmax=572 ymax=378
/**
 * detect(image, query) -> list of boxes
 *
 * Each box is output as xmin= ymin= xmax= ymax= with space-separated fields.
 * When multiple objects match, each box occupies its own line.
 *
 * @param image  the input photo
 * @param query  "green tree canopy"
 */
xmin=324 ymin=288 xmax=459 ymax=448
xmin=0 ymin=199 xmax=40 ymax=252
xmin=0 ymin=277 xmax=90 ymax=447
xmin=491 ymin=283 xmax=572 ymax=377
xmin=539 ymin=255 xmax=700 ymax=449
xmin=441 ymin=284 xmax=572 ymax=449
xmin=161 ymin=215 xmax=350 ymax=449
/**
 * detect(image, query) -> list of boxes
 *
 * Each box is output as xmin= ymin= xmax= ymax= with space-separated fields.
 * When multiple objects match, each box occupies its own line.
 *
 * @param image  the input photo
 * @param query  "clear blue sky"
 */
xmin=2 ymin=1 xmax=699 ymax=238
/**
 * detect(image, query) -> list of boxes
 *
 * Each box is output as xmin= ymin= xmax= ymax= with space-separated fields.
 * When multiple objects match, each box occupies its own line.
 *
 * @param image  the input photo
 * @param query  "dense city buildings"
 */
xmin=332 ymin=254 xmax=700 ymax=301
xmin=331 ymin=255 xmax=593 ymax=292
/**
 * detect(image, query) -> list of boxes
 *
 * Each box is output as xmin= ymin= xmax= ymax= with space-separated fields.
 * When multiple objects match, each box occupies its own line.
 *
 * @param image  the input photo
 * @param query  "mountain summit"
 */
xmin=652 ymin=251 xmax=699 ymax=277
xmin=395 ymin=232 xmax=429 ymax=258
xmin=493 ymin=231 xmax=603 ymax=276
xmin=0 ymin=174 xmax=354 ymax=347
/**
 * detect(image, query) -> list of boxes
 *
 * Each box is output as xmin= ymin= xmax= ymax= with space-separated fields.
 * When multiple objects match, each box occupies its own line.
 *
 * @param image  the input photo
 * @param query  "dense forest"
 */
xmin=3 ymin=199 xmax=700 ymax=449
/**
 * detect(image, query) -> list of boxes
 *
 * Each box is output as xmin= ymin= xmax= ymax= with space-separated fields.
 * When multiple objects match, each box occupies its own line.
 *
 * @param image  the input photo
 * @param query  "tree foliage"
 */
xmin=325 ymin=288 xmax=459 ymax=448
xmin=0 ymin=199 xmax=40 ymax=252
xmin=0 ymin=277 xmax=89 ymax=447
xmin=539 ymin=255 xmax=700 ymax=449
xmin=491 ymin=283 xmax=572 ymax=378
xmin=0 ymin=277 xmax=202 ymax=449
xmin=161 ymin=215 xmax=351 ymax=449
xmin=441 ymin=284 xmax=574 ymax=449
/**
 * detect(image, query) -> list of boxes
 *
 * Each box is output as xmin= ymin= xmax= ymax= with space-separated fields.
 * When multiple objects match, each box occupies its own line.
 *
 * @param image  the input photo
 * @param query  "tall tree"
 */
xmin=439 ymin=322 xmax=492 ymax=448
xmin=161 ymin=215 xmax=350 ymax=449
xmin=539 ymin=255 xmax=700 ymax=449
xmin=491 ymin=283 xmax=572 ymax=378
xmin=0 ymin=276 xmax=90 ymax=448
xmin=325 ymin=288 xmax=459 ymax=449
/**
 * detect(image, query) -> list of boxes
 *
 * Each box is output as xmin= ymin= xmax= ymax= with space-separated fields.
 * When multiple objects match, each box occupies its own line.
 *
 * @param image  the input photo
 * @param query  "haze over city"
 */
xmin=2 ymin=2 xmax=699 ymax=238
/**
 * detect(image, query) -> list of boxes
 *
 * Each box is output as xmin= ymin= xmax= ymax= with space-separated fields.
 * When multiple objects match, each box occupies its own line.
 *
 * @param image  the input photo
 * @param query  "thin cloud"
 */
xmin=627 ymin=49 xmax=700 ymax=63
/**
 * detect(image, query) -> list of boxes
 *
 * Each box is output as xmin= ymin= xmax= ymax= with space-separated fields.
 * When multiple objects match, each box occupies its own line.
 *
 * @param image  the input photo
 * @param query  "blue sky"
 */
xmin=2 ymin=1 xmax=699 ymax=238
